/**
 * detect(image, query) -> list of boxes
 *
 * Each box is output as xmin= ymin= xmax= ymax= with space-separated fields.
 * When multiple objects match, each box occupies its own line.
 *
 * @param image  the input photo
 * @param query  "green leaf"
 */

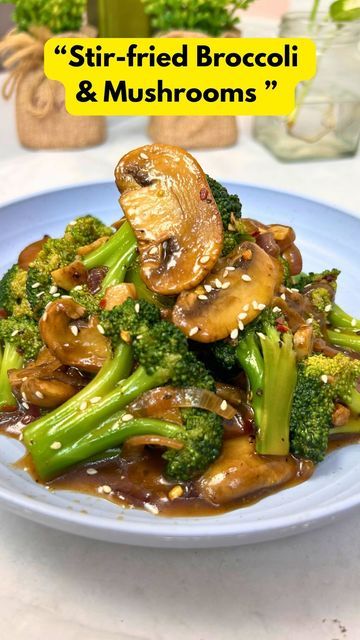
xmin=330 ymin=0 xmax=360 ymax=21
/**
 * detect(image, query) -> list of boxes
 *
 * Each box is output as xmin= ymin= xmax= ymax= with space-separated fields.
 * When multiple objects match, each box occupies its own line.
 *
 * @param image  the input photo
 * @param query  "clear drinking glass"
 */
xmin=254 ymin=13 xmax=360 ymax=161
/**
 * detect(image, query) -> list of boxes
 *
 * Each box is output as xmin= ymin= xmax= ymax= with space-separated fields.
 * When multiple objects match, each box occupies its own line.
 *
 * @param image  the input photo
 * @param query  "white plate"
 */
xmin=0 ymin=181 xmax=359 ymax=548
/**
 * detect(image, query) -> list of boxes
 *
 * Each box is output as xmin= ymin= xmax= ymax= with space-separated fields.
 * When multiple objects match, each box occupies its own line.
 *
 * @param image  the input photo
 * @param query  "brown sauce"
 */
xmin=1 ymin=408 xmax=359 ymax=518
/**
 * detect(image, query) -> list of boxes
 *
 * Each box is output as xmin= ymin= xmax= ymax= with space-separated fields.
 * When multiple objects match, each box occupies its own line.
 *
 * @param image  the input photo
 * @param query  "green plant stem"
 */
xmin=327 ymin=329 xmax=360 ymax=353
xmin=0 ymin=343 xmax=23 ymax=410
xmin=82 ymin=221 xmax=136 ymax=270
xmin=330 ymin=416 xmax=360 ymax=436
xmin=310 ymin=0 xmax=322 ymax=23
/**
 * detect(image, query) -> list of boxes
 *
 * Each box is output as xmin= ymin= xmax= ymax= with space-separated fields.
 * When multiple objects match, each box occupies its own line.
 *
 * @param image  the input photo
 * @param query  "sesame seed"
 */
xmin=252 ymin=300 xmax=258 ymax=310
xmin=258 ymin=303 xmax=266 ymax=311
xmin=49 ymin=285 xmax=58 ymax=295
xmin=22 ymin=402 xmax=29 ymax=410
xmin=215 ymin=279 xmax=222 ymax=289
xmin=189 ymin=326 xmax=199 ymax=337
xmin=11 ymin=329 xmax=19 ymax=337
xmin=122 ymin=413 xmax=134 ymax=422
xmin=36 ymin=291 xmax=45 ymax=298
xmin=50 ymin=441 xmax=62 ymax=450
xmin=139 ymin=152 xmax=148 ymax=160
xmin=238 ymin=312 xmax=247 ymax=320
xmin=168 ymin=485 xmax=184 ymax=501
xmin=291 ymin=288 xmax=299 ymax=293
xmin=241 ymin=274 xmax=252 ymax=282
xmin=86 ymin=468 xmax=98 ymax=475
xmin=257 ymin=332 xmax=266 ymax=340
xmin=320 ymin=375 xmax=328 ymax=384
xmin=223 ymin=269 xmax=229 ymax=278
xmin=134 ymin=303 xmax=140 ymax=313
xmin=227 ymin=266 xmax=236 ymax=271
xmin=243 ymin=304 xmax=249 ymax=311
xmin=230 ymin=328 xmax=239 ymax=340
xmin=42 ymin=312 xmax=47 ymax=322
xmin=306 ymin=318 xmax=314 ymax=325
xmin=144 ymin=503 xmax=159 ymax=515
xmin=61 ymin=295 xmax=72 ymax=300
xmin=149 ymin=246 xmax=158 ymax=255
xmin=80 ymin=401 xmax=87 ymax=411
xmin=204 ymin=284 xmax=212 ymax=293
xmin=273 ymin=306 xmax=281 ymax=313
xmin=238 ymin=320 xmax=244 ymax=331
xmin=53 ymin=293 xmax=61 ymax=298
xmin=351 ymin=318 xmax=356 ymax=327
xmin=19 ymin=433 xmax=23 ymax=441
xmin=97 ymin=324 xmax=105 ymax=334
xmin=222 ymin=282 xmax=231 ymax=290
xmin=90 ymin=396 xmax=102 ymax=404
xmin=73 ymin=285 xmax=83 ymax=291
xmin=22 ymin=392 xmax=28 ymax=402
xmin=102 ymin=485 xmax=112 ymax=494
xmin=198 ymin=294 xmax=208 ymax=300
xmin=280 ymin=293 xmax=286 ymax=300
xmin=70 ymin=325 xmax=79 ymax=336
xmin=200 ymin=255 xmax=210 ymax=264
xmin=31 ymin=282 xmax=40 ymax=289
xmin=220 ymin=400 xmax=228 ymax=411
xmin=35 ymin=391 xmax=44 ymax=399
xmin=324 ymin=304 xmax=332 ymax=313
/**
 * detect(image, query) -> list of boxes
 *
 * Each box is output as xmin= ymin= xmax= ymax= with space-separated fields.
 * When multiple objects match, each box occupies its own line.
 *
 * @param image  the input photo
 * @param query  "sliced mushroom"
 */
xmin=51 ymin=260 xmax=88 ymax=291
xmin=268 ymin=224 xmax=296 ymax=252
xmin=100 ymin=283 xmax=137 ymax=311
xmin=115 ymin=144 xmax=223 ymax=295
xmin=197 ymin=437 xmax=312 ymax=506
xmin=18 ymin=235 xmax=49 ymax=270
xmin=282 ymin=243 xmax=303 ymax=276
xmin=172 ymin=242 xmax=282 ymax=343
xmin=8 ymin=347 xmax=61 ymax=389
xmin=21 ymin=377 xmax=78 ymax=409
xmin=40 ymin=299 xmax=111 ymax=372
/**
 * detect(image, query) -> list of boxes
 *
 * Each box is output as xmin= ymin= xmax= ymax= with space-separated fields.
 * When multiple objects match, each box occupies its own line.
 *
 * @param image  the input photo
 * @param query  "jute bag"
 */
xmin=0 ymin=27 xmax=106 ymax=150
xmin=148 ymin=30 xmax=239 ymax=150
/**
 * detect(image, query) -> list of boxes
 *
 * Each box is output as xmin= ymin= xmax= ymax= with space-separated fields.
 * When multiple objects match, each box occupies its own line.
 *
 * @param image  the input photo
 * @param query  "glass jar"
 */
xmin=254 ymin=13 xmax=360 ymax=161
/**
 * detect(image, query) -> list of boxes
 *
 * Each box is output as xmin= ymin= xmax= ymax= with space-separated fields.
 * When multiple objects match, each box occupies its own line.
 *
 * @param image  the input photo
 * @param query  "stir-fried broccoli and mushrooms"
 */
xmin=0 ymin=144 xmax=359 ymax=515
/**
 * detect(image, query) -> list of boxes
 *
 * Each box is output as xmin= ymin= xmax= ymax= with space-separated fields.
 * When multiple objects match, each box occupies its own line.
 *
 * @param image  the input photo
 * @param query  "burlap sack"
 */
xmin=0 ymin=27 xmax=106 ymax=150
xmin=148 ymin=30 xmax=239 ymax=150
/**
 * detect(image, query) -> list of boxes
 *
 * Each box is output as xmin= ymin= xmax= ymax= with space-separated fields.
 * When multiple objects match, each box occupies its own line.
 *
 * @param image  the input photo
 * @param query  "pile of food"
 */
xmin=0 ymin=144 xmax=359 ymax=516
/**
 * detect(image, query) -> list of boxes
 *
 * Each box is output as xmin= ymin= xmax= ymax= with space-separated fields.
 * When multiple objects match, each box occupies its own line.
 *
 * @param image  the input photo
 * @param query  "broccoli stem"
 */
xmin=327 ymin=329 xmax=360 ymax=353
xmin=329 ymin=304 xmax=360 ymax=331
xmin=125 ymin=262 xmax=175 ymax=309
xmin=257 ymin=330 xmax=297 ymax=456
xmin=236 ymin=329 xmax=297 ymax=456
xmin=24 ymin=342 xmax=133 ymax=442
xmin=100 ymin=240 xmax=137 ymax=292
xmin=24 ymin=364 xmax=169 ymax=471
xmin=0 ymin=343 xmax=23 ymax=410
xmin=330 ymin=416 xmax=360 ymax=437
xmin=348 ymin=388 xmax=360 ymax=415
xmin=82 ymin=220 xmax=136 ymax=270
xmin=33 ymin=413 xmax=183 ymax=480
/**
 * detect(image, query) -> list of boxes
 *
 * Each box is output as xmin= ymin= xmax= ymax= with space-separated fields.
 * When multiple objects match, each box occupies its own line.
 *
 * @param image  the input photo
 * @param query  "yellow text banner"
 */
xmin=44 ymin=37 xmax=316 ymax=116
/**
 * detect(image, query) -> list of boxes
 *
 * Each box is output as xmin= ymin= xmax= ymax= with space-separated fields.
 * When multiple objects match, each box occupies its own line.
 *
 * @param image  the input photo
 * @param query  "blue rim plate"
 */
xmin=0 ymin=181 xmax=359 ymax=548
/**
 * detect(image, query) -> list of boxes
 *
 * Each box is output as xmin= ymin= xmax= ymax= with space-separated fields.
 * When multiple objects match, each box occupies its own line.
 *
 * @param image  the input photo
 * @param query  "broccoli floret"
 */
xmin=207 ymin=175 xmax=244 ymax=257
xmin=0 ymin=265 xmax=32 ymax=317
xmin=70 ymin=286 xmax=102 ymax=316
xmin=211 ymin=338 xmax=239 ymax=373
xmin=325 ymin=304 xmax=360 ymax=354
xmin=0 ymin=316 xmax=43 ymax=409
xmin=100 ymin=298 xmax=161 ymax=348
xmin=292 ymin=269 xmax=340 ymax=292
xmin=308 ymin=287 xmax=333 ymax=314
xmin=24 ymin=299 xmax=223 ymax=482
xmin=290 ymin=353 xmax=360 ymax=462
xmin=236 ymin=310 xmax=297 ymax=456
xmin=65 ymin=215 xmax=113 ymax=248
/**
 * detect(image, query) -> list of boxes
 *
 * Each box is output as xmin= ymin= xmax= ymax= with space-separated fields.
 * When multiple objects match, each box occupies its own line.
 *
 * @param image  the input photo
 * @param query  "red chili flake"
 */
xmin=99 ymin=298 xmax=106 ymax=309
xmin=200 ymin=188 xmax=208 ymax=201
xmin=276 ymin=323 xmax=289 ymax=333
xmin=0 ymin=309 xmax=7 ymax=319
xmin=251 ymin=230 xmax=260 ymax=237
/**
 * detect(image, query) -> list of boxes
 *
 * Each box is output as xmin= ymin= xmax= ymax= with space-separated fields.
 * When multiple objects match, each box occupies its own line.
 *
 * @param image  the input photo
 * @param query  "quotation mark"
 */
xmin=265 ymin=80 xmax=278 ymax=90
xmin=54 ymin=44 xmax=67 ymax=55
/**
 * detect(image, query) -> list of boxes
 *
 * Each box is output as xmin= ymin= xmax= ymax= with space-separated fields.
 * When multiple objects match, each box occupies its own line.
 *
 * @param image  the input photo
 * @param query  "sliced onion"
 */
xmin=129 ymin=386 xmax=237 ymax=420
xmin=123 ymin=435 xmax=184 ymax=452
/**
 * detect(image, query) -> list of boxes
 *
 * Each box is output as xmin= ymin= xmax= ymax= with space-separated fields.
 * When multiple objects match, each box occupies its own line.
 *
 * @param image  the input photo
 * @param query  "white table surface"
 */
xmin=1 ymin=71 xmax=360 ymax=640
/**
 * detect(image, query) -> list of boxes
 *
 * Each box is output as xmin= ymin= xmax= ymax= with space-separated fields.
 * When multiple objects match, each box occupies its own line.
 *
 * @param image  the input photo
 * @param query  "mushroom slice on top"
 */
xmin=172 ymin=242 xmax=282 ymax=343
xmin=40 ymin=299 xmax=111 ymax=373
xmin=115 ymin=144 xmax=223 ymax=295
